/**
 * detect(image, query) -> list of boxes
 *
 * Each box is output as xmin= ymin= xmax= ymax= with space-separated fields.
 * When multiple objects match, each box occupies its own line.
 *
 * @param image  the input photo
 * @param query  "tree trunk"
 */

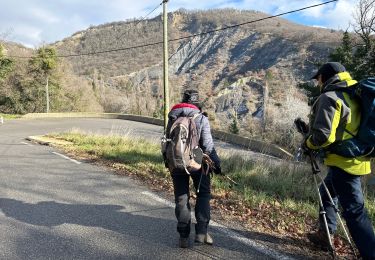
xmin=45 ymin=75 xmax=49 ymax=113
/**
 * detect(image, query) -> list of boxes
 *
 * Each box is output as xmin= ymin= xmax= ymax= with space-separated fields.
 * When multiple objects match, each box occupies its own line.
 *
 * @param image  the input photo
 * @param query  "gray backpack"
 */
xmin=162 ymin=114 xmax=203 ymax=174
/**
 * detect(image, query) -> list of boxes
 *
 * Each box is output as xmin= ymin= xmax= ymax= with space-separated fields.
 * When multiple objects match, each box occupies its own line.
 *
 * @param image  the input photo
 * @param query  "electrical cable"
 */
xmin=135 ymin=1 xmax=163 ymax=26
xmin=115 ymin=1 xmax=163 ymax=44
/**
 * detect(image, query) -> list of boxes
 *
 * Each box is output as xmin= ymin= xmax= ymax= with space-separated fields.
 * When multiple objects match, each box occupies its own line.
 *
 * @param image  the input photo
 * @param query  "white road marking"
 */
xmin=141 ymin=190 xmax=294 ymax=260
xmin=142 ymin=191 xmax=174 ymax=208
xmin=52 ymin=152 xmax=81 ymax=164
xmin=20 ymin=142 xmax=33 ymax=146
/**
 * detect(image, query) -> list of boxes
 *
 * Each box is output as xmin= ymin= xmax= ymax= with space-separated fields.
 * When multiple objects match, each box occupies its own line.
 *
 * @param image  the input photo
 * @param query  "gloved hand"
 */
xmin=202 ymin=152 xmax=223 ymax=175
xmin=294 ymin=117 xmax=309 ymax=135
xmin=213 ymin=164 xmax=223 ymax=175
xmin=206 ymin=149 xmax=223 ymax=175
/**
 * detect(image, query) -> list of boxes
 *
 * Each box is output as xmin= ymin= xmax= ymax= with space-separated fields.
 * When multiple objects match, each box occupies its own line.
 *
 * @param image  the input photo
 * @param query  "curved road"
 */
xmin=0 ymin=118 xmax=290 ymax=260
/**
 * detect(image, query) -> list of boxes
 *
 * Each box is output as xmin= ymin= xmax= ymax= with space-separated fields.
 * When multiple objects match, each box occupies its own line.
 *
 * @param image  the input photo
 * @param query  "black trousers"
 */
xmin=319 ymin=167 xmax=375 ymax=259
xmin=172 ymin=169 xmax=211 ymax=238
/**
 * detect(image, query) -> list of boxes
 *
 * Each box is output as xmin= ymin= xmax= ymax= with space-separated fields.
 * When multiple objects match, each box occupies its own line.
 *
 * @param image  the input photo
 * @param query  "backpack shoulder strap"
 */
xmin=322 ymin=85 xmax=358 ymax=96
xmin=190 ymin=112 xmax=203 ymax=140
xmin=322 ymin=86 xmax=358 ymax=137
xmin=192 ymin=113 xmax=201 ymax=120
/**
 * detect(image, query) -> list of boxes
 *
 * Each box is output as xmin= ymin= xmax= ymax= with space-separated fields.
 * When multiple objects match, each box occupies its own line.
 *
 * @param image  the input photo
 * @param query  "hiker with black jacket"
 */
xmin=164 ymin=89 xmax=221 ymax=248
xmin=304 ymin=62 xmax=375 ymax=259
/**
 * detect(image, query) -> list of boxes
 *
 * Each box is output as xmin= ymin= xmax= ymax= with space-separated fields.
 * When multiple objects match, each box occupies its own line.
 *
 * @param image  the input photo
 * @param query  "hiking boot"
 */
xmin=307 ymin=230 xmax=334 ymax=251
xmin=194 ymin=233 xmax=213 ymax=245
xmin=179 ymin=237 xmax=189 ymax=248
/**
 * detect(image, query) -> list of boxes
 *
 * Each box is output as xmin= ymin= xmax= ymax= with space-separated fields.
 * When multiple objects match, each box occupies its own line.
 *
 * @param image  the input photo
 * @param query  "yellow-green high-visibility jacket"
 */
xmin=306 ymin=72 xmax=371 ymax=175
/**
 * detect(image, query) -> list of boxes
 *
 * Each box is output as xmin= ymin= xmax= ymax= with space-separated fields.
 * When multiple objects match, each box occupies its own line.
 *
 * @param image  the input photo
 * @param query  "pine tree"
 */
xmin=29 ymin=47 xmax=58 ymax=75
xmin=229 ymin=117 xmax=239 ymax=134
xmin=330 ymin=32 xmax=354 ymax=72
xmin=28 ymin=47 xmax=59 ymax=113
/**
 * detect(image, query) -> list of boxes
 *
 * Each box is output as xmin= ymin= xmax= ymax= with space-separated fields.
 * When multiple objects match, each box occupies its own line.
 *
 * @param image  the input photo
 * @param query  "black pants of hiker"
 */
xmin=319 ymin=166 xmax=375 ymax=259
xmin=172 ymin=169 xmax=211 ymax=238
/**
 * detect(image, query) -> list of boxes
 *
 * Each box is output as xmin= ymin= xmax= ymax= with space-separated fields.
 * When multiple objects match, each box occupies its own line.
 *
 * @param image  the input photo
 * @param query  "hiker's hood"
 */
xmin=168 ymin=103 xmax=200 ymax=120
xmin=321 ymin=71 xmax=358 ymax=93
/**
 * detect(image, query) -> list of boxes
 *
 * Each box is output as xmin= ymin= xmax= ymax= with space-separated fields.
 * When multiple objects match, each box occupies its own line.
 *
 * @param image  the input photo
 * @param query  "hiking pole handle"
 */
xmin=309 ymin=152 xmax=321 ymax=175
xmin=202 ymin=154 xmax=215 ymax=172
xmin=202 ymin=154 xmax=238 ymax=186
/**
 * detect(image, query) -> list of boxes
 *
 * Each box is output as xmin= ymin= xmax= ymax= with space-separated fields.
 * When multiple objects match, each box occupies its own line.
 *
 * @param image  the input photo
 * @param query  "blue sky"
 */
xmin=0 ymin=0 xmax=358 ymax=48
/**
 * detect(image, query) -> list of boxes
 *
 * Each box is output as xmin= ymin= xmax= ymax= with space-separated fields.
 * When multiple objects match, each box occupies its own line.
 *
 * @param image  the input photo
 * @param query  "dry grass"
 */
xmin=43 ymin=130 xmax=374 ymax=258
xmin=47 ymin=130 xmax=375 ymax=228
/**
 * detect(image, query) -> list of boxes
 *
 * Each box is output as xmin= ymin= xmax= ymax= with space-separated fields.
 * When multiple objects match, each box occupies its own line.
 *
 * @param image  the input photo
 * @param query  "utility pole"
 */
xmin=163 ymin=0 xmax=169 ymax=132
xmin=263 ymin=81 xmax=268 ymax=132
xmin=46 ymin=75 xmax=50 ymax=113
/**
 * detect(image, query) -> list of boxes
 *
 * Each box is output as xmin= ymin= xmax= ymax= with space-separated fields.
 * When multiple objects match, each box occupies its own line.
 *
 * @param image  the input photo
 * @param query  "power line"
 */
xmin=115 ymin=1 xmax=163 ymax=45
xmin=6 ymin=0 xmax=339 ymax=59
xmin=135 ymin=1 xmax=163 ymax=26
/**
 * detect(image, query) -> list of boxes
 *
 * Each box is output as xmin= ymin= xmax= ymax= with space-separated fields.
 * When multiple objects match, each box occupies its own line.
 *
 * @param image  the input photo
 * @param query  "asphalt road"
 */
xmin=0 ymin=118 xmax=290 ymax=260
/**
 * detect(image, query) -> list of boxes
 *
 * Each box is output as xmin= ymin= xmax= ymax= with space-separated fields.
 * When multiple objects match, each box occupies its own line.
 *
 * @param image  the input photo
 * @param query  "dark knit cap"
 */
xmin=182 ymin=89 xmax=200 ymax=106
xmin=311 ymin=62 xmax=346 ymax=83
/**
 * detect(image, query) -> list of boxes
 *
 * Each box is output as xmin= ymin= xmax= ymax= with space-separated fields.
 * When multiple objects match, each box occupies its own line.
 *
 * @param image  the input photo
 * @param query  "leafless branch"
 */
xmin=353 ymin=0 xmax=375 ymax=50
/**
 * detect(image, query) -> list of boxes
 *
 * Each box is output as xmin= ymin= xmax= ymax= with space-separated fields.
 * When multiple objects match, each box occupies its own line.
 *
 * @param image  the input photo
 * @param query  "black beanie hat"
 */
xmin=311 ymin=62 xmax=346 ymax=83
xmin=182 ymin=89 xmax=200 ymax=105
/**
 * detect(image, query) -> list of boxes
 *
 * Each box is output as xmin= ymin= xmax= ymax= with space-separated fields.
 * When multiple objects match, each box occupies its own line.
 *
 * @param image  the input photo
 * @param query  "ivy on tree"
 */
xmin=0 ymin=45 xmax=13 ymax=80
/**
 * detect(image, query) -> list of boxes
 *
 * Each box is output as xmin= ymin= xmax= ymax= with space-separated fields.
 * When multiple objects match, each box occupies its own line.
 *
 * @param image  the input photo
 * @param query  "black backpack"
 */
xmin=328 ymin=77 xmax=375 ymax=157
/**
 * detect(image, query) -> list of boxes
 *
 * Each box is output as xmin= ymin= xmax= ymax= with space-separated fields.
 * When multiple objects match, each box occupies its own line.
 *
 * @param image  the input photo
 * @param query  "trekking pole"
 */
xmin=197 ymin=161 xmax=210 ymax=194
xmin=316 ymin=172 xmax=358 ymax=258
xmin=308 ymin=152 xmax=336 ymax=259
xmin=294 ymin=118 xmax=336 ymax=257
xmin=197 ymin=167 xmax=204 ymax=194
xmin=201 ymin=154 xmax=238 ymax=188
xmin=225 ymin=175 xmax=238 ymax=186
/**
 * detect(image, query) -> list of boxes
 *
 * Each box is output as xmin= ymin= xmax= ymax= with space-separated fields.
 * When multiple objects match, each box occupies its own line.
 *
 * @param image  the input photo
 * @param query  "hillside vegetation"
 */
xmin=1 ymin=8 xmax=348 ymax=151
xmin=0 ymin=43 xmax=102 ymax=114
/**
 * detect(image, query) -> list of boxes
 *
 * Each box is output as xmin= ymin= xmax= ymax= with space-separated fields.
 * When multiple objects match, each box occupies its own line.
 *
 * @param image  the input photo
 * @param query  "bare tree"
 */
xmin=353 ymin=0 xmax=375 ymax=51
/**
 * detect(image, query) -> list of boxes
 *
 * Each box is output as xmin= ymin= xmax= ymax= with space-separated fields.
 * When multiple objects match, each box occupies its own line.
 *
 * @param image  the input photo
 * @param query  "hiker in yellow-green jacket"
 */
xmin=304 ymin=62 xmax=375 ymax=259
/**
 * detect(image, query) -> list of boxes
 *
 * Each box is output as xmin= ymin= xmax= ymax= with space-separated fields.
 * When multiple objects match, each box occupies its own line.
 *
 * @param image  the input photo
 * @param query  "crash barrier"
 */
xmin=23 ymin=113 xmax=293 ymax=160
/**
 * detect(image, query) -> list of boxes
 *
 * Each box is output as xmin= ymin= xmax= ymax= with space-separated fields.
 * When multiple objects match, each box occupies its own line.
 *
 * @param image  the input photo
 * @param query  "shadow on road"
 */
xmin=0 ymin=198 xmax=175 ymax=246
xmin=0 ymin=198 xmax=287 ymax=259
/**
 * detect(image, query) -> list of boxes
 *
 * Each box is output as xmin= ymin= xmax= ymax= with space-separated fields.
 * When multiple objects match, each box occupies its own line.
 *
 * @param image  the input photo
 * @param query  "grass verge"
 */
xmin=0 ymin=113 xmax=22 ymax=119
xmin=45 ymin=130 xmax=374 ymax=258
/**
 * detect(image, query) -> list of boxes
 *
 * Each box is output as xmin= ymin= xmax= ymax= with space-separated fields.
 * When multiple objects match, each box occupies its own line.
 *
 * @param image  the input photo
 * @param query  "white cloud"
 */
xmin=312 ymin=25 xmax=328 ymax=29
xmin=12 ymin=25 xmax=43 ymax=48
xmin=322 ymin=0 xmax=356 ymax=29
xmin=299 ymin=1 xmax=326 ymax=18
xmin=0 ymin=0 xmax=359 ymax=47
xmin=30 ymin=7 xmax=60 ymax=24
